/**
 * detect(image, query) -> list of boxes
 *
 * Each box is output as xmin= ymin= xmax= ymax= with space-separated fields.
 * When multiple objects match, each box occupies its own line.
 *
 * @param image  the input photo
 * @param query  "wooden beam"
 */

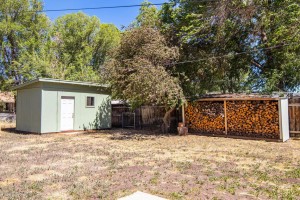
xmin=193 ymin=98 xmax=281 ymax=102
xmin=288 ymin=104 xmax=300 ymax=107
xmin=182 ymin=105 xmax=185 ymax=125
xmin=290 ymin=131 xmax=300 ymax=133
xmin=278 ymin=100 xmax=283 ymax=141
xmin=224 ymin=100 xmax=228 ymax=135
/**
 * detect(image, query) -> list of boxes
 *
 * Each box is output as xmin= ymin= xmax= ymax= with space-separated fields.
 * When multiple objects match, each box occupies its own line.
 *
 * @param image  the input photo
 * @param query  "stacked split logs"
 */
xmin=226 ymin=100 xmax=280 ymax=139
xmin=185 ymin=100 xmax=280 ymax=139
xmin=185 ymin=101 xmax=225 ymax=134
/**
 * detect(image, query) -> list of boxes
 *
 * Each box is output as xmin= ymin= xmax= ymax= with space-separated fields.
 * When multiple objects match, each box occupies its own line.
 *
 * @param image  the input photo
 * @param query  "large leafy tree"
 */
xmin=131 ymin=1 xmax=160 ymax=28
xmin=160 ymin=0 xmax=256 ymax=95
xmin=160 ymin=0 xmax=300 ymax=94
xmin=248 ymin=0 xmax=300 ymax=92
xmin=106 ymin=27 xmax=185 ymax=132
xmin=48 ymin=12 xmax=121 ymax=82
xmin=0 ymin=0 xmax=50 ymax=90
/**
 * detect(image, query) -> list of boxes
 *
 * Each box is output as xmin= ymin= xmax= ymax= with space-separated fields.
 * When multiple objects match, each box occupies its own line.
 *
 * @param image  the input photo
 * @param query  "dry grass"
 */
xmin=0 ymin=126 xmax=299 ymax=200
xmin=0 ymin=121 xmax=15 ymax=130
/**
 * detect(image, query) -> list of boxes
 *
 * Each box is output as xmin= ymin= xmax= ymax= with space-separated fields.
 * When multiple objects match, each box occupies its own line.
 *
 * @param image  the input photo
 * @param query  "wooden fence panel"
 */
xmin=141 ymin=106 xmax=165 ymax=126
xmin=289 ymin=97 xmax=300 ymax=137
xmin=111 ymin=105 xmax=180 ymax=132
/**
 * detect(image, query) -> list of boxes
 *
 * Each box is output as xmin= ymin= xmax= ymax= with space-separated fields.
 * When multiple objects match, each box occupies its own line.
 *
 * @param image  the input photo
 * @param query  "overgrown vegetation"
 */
xmin=105 ymin=26 xmax=185 ymax=132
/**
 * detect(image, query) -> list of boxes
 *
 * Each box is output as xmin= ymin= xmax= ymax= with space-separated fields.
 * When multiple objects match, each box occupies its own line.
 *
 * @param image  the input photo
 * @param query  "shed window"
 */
xmin=86 ymin=97 xmax=95 ymax=107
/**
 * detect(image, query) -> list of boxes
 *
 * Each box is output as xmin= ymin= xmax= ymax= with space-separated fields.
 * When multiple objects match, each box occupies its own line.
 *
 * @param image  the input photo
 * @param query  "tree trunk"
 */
xmin=161 ymin=107 xmax=175 ymax=134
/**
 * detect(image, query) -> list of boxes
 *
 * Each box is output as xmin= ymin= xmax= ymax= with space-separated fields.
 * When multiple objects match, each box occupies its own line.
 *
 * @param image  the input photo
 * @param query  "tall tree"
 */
xmin=106 ymin=27 xmax=185 ymax=132
xmin=160 ymin=0 xmax=300 ymax=94
xmin=160 ymin=0 xmax=255 ymax=95
xmin=131 ymin=1 xmax=160 ymax=28
xmin=248 ymin=0 xmax=300 ymax=92
xmin=48 ymin=12 xmax=121 ymax=82
xmin=0 ymin=0 xmax=50 ymax=90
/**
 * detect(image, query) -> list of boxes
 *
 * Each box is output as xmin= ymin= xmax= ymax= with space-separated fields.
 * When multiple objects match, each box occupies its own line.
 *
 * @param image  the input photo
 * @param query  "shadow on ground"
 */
xmin=0 ymin=126 xmax=42 ymax=135
xmin=93 ymin=128 xmax=178 ymax=141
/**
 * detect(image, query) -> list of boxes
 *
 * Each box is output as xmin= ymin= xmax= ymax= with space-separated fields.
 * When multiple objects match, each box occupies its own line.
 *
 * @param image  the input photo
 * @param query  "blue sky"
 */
xmin=43 ymin=0 xmax=168 ymax=29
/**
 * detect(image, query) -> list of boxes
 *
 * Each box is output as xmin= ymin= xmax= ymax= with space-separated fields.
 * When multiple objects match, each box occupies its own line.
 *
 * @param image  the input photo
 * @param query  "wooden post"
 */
xmin=278 ymin=99 xmax=283 ymax=141
xmin=182 ymin=104 xmax=185 ymax=125
xmin=224 ymin=100 xmax=228 ymax=135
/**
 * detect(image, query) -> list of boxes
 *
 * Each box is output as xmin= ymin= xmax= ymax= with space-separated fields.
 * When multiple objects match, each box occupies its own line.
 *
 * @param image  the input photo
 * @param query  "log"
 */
xmin=185 ymin=101 xmax=225 ymax=134
xmin=226 ymin=100 xmax=280 ymax=139
xmin=185 ymin=100 xmax=280 ymax=139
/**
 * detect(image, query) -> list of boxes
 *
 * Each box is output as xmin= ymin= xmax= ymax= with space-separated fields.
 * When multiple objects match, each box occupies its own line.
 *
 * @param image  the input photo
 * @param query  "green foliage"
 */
xmin=131 ymin=1 xmax=160 ymax=28
xmin=48 ymin=12 xmax=120 ymax=82
xmin=106 ymin=26 xmax=185 ymax=110
xmin=160 ymin=0 xmax=256 ymax=95
xmin=286 ymin=168 xmax=300 ymax=178
xmin=0 ymin=2 xmax=120 ymax=90
xmin=1 ymin=0 xmax=299 ymax=95
xmin=160 ymin=0 xmax=300 ymax=94
xmin=248 ymin=0 xmax=300 ymax=92
xmin=0 ymin=0 xmax=50 ymax=90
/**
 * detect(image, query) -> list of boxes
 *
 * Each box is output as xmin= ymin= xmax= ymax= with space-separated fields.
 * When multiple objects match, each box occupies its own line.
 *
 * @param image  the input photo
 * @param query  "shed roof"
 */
xmin=0 ymin=92 xmax=15 ymax=103
xmin=12 ymin=78 xmax=108 ymax=90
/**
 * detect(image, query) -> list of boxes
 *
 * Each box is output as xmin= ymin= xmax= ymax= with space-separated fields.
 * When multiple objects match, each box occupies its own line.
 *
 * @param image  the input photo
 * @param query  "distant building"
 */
xmin=0 ymin=91 xmax=15 ymax=113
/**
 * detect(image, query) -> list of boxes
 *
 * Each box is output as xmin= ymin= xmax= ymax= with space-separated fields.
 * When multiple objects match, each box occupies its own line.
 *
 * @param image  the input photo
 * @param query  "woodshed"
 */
xmin=184 ymin=94 xmax=289 ymax=142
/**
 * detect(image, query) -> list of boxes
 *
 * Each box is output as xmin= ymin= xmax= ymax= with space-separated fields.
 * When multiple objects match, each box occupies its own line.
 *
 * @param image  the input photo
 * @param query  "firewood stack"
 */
xmin=226 ymin=100 xmax=280 ymax=139
xmin=185 ymin=101 xmax=225 ymax=134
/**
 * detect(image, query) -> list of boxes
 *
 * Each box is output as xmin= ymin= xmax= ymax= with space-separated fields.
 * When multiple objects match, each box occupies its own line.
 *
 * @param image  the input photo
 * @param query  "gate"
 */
xmin=289 ymin=97 xmax=300 ymax=137
xmin=122 ymin=112 xmax=136 ymax=128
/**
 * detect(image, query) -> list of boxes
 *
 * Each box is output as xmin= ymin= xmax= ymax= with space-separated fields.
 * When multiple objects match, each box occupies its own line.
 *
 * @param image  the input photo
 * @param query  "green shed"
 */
xmin=13 ymin=78 xmax=111 ymax=134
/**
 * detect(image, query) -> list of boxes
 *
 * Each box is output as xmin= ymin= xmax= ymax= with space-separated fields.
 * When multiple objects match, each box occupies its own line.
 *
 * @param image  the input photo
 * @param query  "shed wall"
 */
xmin=16 ymin=88 xmax=42 ymax=133
xmin=41 ymin=84 xmax=111 ymax=133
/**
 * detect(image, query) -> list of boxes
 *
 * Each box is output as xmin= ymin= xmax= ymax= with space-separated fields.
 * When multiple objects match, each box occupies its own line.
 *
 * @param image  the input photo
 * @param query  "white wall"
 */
xmin=279 ymin=99 xmax=290 ymax=142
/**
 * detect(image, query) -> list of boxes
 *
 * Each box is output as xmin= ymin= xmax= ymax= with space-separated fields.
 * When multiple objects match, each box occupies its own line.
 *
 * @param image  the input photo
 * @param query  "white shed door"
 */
xmin=61 ymin=97 xmax=75 ymax=131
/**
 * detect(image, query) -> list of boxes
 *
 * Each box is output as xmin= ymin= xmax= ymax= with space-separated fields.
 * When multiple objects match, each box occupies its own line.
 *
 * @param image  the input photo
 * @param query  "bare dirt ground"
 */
xmin=0 ymin=125 xmax=299 ymax=200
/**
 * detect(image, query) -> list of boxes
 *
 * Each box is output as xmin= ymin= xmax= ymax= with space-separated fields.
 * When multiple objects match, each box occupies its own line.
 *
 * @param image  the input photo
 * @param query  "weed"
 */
xmin=28 ymin=182 xmax=43 ymax=192
xmin=175 ymin=161 xmax=191 ymax=172
xmin=281 ymin=185 xmax=300 ymax=200
xmin=170 ymin=192 xmax=183 ymax=200
xmin=254 ymin=170 xmax=270 ymax=181
xmin=286 ymin=168 xmax=300 ymax=178
xmin=150 ymin=172 xmax=160 ymax=185
xmin=262 ymin=185 xmax=279 ymax=199
xmin=209 ymin=176 xmax=218 ymax=182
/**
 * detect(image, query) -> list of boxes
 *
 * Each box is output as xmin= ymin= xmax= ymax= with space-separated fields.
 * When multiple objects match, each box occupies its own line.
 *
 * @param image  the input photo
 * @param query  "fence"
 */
xmin=289 ymin=97 xmax=300 ymax=137
xmin=111 ymin=96 xmax=297 ymax=139
xmin=111 ymin=104 xmax=181 ymax=132
xmin=0 ymin=102 xmax=15 ymax=113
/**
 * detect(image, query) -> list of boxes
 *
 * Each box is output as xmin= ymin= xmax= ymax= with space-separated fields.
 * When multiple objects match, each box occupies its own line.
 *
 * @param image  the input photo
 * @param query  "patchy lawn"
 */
xmin=0 ymin=127 xmax=299 ymax=200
